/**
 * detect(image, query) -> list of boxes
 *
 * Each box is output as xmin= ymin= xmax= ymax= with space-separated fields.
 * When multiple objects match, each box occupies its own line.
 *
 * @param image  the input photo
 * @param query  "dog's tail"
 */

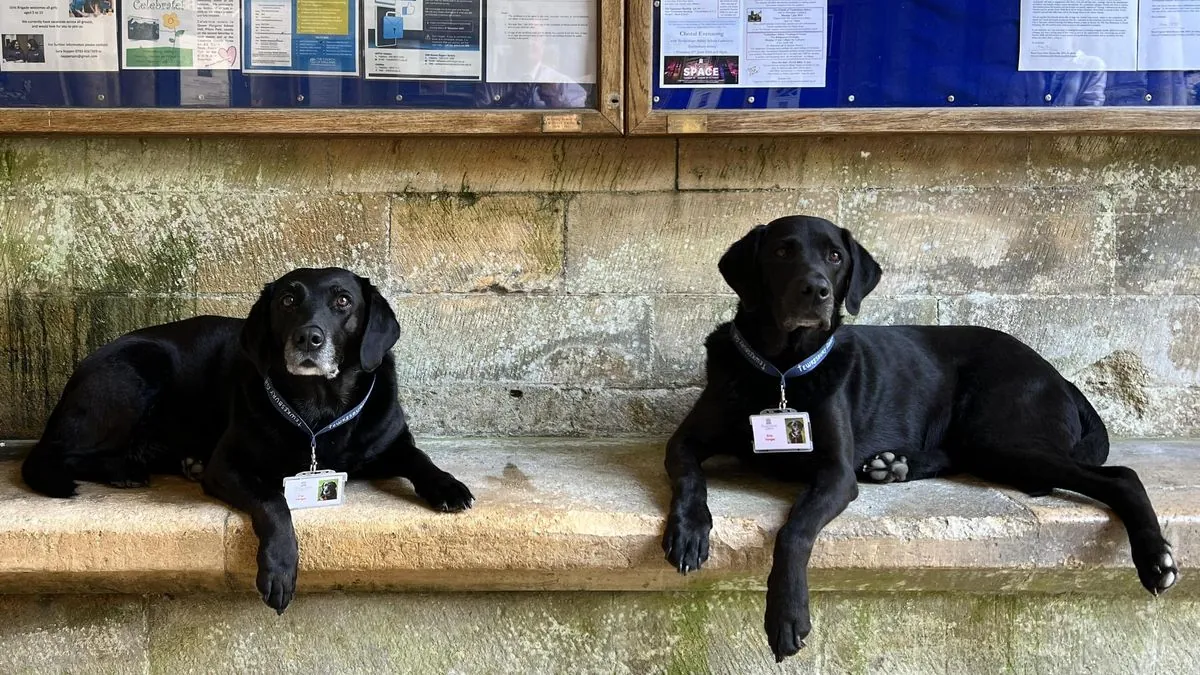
xmin=1068 ymin=381 xmax=1109 ymax=466
xmin=21 ymin=441 xmax=79 ymax=498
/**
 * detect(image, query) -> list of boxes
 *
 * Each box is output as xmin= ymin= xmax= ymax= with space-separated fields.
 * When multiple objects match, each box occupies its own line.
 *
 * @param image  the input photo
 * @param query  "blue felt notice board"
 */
xmin=651 ymin=0 xmax=1200 ymax=110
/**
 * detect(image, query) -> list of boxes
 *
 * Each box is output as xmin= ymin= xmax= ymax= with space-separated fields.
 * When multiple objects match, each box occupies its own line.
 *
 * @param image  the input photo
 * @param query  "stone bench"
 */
xmin=1 ymin=438 xmax=1197 ymax=672
xmin=0 ymin=438 xmax=1194 ymax=597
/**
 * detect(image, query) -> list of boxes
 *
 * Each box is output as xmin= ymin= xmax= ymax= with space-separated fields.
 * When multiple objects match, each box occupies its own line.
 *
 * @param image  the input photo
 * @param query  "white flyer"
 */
xmin=122 ymin=0 xmax=241 ymax=70
xmin=659 ymin=0 xmax=826 ymax=88
xmin=0 ymin=0 xmax=118 ymax=72
xmin=486 ymin=0 xmax=595 ymax=83
xmin=364 ymin=0 xmax=482 ymax=80
xmin=1138 ymin=0 xmax=1200 ymax=70
xmin=1018 ymin=0 xmax=1138 ymax=72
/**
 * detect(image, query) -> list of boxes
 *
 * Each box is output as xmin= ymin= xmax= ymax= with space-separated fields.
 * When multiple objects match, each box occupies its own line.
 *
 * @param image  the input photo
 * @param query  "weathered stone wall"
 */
xmin=1 ymin=135 xmax=1197 ymax=438
xmin=1 ymin=591 xmax=1196 ymax=673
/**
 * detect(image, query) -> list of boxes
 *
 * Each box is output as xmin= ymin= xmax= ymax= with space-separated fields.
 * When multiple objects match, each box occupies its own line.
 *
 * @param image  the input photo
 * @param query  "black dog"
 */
xmin=662 ymin=216 xmax=1177 ymax=661
xmin=22 ymin=267 xmax=474 ymax=612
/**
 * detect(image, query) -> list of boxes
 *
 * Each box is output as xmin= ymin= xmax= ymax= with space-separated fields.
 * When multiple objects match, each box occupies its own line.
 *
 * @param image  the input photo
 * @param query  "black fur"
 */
xmin=662 ymin=215 xmax=1177 ymax=662
xmin=22 ymin=267 xmax=474 ymax=613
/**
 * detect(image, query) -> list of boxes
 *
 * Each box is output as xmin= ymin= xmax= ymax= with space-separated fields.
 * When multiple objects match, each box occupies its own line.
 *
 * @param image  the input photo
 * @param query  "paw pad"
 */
xmin=862 ymin=452 xmax=909 ymax=483
xmin=181 ymin=457 xmax=205 ymax=481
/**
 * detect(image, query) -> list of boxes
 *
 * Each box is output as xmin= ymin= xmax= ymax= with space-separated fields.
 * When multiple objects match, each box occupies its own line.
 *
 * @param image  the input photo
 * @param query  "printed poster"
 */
xmin=486 ymin=0 xmax=595 ymax=84
xmin=1138 ymin=0 xmax=1200 ymax=70
xmin=244 ymin=0 xmax=358 ymax=75
xmin=364 ymin=0 xmax=481 ymax=80
xmin=122 ymin=0 xmax=240 ymax=69
xmin=0 ymin=0 xmax=118 ymax=72
xmin=659 ymin=0 xmax=826 ymax=88
xmin=1018 ymin=0 xmax=1138 ymax=71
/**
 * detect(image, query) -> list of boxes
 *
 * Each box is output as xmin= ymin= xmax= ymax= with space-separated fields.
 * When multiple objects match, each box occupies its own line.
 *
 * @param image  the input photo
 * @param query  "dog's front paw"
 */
xmin=1135 ymin=539 xmax=1179 ymax=596
xmin=764 ymin=583 xmax=811 ymax=663
xmin=257 ymin=537 xmax=298 ymax=615
xmin=662 ymin=502 xmax=712 ymax=574
xmin=417 ymin=472 xmax=475 ymax=512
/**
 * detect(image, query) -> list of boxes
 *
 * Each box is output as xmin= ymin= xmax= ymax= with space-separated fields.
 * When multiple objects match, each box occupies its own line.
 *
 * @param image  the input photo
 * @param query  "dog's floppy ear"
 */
xmin=719 ymin=224 xmax=767 ymax=308
xmin=358 ymin=277 xmax=400 ymax=372
xmin=841 ymin=228 xmax=882 ymax=315
xmin=240 ymin=282 xmax=274 ymax=376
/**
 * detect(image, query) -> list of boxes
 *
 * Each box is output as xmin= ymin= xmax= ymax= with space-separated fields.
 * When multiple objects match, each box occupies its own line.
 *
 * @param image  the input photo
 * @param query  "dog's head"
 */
xmin=240 ymin=268 xmax=401 ymax=379
xmin=719 ymin=216 xmax=882 ymax=332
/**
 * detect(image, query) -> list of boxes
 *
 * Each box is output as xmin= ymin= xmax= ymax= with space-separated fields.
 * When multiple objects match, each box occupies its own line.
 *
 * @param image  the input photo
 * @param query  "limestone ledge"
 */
xmin=0 ymin=439 xmax=1193 ymax=596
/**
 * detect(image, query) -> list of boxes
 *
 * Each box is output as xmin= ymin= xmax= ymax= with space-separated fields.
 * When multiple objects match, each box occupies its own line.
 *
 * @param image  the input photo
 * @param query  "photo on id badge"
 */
xmin=318 ymin=478 xmax=339 ymax=502
xmin=751 ymin=411 xmax=813 ymax=453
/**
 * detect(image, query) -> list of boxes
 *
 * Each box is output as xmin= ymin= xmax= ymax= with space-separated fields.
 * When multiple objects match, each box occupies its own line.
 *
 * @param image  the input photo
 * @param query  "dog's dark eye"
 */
xmin=828 ymin=250 xmax=843 ymax=264
xmin=335 ymin=294 xmax=352 ymax=309
xmin=280 ymin=294 xmax=296 ymax=308
xmin=775 ymin=246 xmax=789 ymax=258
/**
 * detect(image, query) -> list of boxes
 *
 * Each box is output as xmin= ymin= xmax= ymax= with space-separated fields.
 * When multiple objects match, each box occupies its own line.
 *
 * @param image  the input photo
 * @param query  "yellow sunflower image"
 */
xmin=162 ymin=13 xmax=180 ymax=30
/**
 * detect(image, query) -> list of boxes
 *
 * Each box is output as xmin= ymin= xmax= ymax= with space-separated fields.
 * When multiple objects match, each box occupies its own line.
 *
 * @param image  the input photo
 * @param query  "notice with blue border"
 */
xmin=243 ymin=0 xmax=358 ymax=75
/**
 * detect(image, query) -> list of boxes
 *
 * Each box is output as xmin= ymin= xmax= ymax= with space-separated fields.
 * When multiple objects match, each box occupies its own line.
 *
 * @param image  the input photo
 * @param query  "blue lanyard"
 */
xmin=263 ymin=375 xmax=376 ymax=471
xmin=729 ymin=324 xmax=835 ymax=409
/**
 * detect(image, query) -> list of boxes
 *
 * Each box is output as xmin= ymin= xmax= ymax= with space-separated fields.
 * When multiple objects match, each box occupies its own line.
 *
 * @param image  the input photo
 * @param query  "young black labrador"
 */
xmin=22 ymin=267 xmax=474 ymax=613
xmin=662 ymin=215 xmax=1177 ymax=662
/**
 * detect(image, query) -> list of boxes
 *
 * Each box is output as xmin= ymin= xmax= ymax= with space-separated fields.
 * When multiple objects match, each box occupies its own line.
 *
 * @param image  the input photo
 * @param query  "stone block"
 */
xmin=68 ymin=192 xmax=387 ymax=295
xmin=0 ymin=595 xmax=146 ymax=674
xmin=390 ymin=295 xmax=653 ymax=386
xmin=0 ymin=466 xmax=228 ymax=593
xmin=192 ymin=194 xmax=389 ymax=293
xmin=1115 ymin=191 xmax=1200 ymax=294
xmin=390 ymin=193 xmax=564 ymax=292
xmin=398 ymin=385 xmax=698 ymax=437
xmin=87 ymin=137 xmax=331 ymax=193
xmin=1027 ymin=135 xmax=1200 ymax=189
xmin=0 ymin=194 xmax=74 ymax=293
xmin=679 ymin=135 xmax=1031 ymax=190
xmin=69 ymin=194 xmax=198 ymax=294
xmin=941 ymin=295 xmax=1199 ymax=388
xmin=329 ymin=138 xmax=676 ymax=193
xmin=841 ymin=188 xmax=1114 ymax=295
xmin=0 ymin=295 xmax=77 ymax=439
xmin=939 ymin=296 xmax=1112 ymax=376
xmin=567 ymin=191 xmax=838 ymax=294
xmin=0 ymin=137 xmax=88 ymax=192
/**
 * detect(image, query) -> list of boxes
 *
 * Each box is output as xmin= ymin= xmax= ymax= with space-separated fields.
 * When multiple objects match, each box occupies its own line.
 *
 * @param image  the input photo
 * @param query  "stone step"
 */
xmin=0 ymin=439 xmax=1194 ymax=596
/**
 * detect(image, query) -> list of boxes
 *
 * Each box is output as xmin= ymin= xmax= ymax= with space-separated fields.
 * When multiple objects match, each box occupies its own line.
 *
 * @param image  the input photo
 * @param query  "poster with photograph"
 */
xmin=659 ymin=0 xmax=827 ymax=88
xmin=122 ymin=0 xmax=240 ymax=70
xmin=244 ymin=0 xmax=358 ymax=75
xmin=364 ymin=0 xmax=481 ymax=80
xmin=0 ymin=0 xmax=118 ymax=72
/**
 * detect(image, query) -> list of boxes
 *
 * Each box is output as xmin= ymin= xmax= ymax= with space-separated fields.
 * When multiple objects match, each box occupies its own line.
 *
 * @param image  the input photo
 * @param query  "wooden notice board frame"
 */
xmin=627 ymin=0 xmax=1200 ymax=135
xmin=0 ymin=0 xmax=624 ymax=137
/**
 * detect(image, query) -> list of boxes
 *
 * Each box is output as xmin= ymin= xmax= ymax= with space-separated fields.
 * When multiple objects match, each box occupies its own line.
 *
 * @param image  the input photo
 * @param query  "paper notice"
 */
xmin=1138 ymin=0 xmax=1200 ymax=70
xmin=122 ymin=0 xmax=241 ymax=70
xmin=1019 ymin=0 xmax=1137 ymax=71
xmin=1 ymin=0 xmax=118 ymax=72
xmin=487 ymin=0 xmax=595 ymax=83
xmin=659 ymin=0 xmax=827 ymax=88
xmin=244 ymin=0 xmax=358 ymax=75
xmin=364 ymin=0 xmax=482 ymax=80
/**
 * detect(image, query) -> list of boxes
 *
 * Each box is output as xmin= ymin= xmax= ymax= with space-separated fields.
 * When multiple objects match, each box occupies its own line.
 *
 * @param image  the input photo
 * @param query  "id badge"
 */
xmin=284 ymin=470 xmax=347 ymax=510
xmin=750 ymin=409 xmax=813 ymax=453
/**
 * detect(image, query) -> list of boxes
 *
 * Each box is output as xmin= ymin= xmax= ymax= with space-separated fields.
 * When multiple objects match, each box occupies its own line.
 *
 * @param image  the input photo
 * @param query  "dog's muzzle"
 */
xmin=285 ymin=326 xmax=340 ymax=378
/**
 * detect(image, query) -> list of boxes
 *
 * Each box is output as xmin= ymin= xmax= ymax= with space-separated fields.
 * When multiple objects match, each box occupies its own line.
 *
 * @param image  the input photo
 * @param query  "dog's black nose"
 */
xmin=803 ymin=277 xmax=832 ymax=301
xmin=294 ymin=326 xmax=325 ymax=352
